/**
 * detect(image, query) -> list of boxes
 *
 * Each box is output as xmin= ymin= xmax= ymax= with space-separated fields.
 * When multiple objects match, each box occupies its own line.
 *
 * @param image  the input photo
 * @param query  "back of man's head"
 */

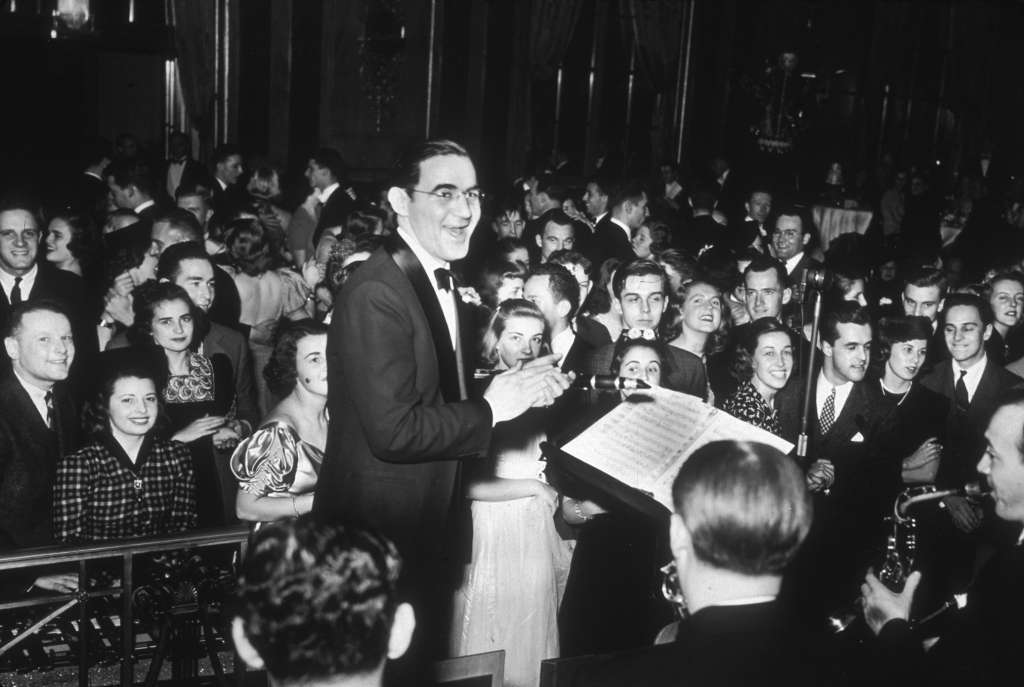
xmin=529 ymin=262 xmax=580 ymax=320
xmin=312 ymin=147 xmax=347 ymax=183
xmin=233 ymin=517 xmax=413 ymax=685
xmin=672 ymin=440 xmax=811 ymax=576
xmin=153 ymin=208 xmax=204 ymax=244
xmin=105 ymin=159 xmax=155 ymax=199
xmin=609 ymin=179 xmax=647 ymax=213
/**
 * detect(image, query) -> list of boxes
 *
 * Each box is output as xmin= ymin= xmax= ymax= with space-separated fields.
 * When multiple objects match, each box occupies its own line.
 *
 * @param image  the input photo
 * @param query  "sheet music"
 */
xmin=561 ymin=387 xmax=794 ymax=510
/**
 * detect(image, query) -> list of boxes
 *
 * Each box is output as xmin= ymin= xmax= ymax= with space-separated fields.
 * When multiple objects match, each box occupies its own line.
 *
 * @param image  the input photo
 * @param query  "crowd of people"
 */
xmin=0 ymin=132 xmax=1022 ymax=686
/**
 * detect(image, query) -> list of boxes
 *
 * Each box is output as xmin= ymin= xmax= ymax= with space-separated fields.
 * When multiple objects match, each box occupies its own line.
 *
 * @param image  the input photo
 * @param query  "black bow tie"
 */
xmin=434 ymin=268 xmax=454 ymax=292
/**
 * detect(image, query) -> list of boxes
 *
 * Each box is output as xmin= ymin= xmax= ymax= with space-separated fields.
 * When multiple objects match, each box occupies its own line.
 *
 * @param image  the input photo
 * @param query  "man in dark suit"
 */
xmin=730 ymin=187 xmax=773 ymax=255
xmin=66 ymin=137 xmax=111 ymax=224
xmin=901 ymin=266 xmax=949 ymax=374
xmin=306 ymin=147 xmax=354 ymax=246
xmin=861 ymin=392 xmax=1024 ymax=684
xmin=105 ymin=158 xmax=164 ymax=223
xmin=160 ymin=131 xmax=207 ymax=204
xmin=589 ymin=179 xmax=647 ymax=267
xmin=523 ymin=263 xmax=592 ymax=374
xmin=771 ymin=206 xmax=822 ymax=329
xmin=784 ymin=303 xmax=890 ymax=621
xmin=0 ymin=301 xmax=80 ymax=593
xmin=0 ymin=201 xmax=98 ymax=399
xmin=312 ymin=140 xmax=571 ymax=657
xmin=570 ymin=440 xmax=833 ymax=686
xmin=209 ymin=143 xmax=247 ymax=218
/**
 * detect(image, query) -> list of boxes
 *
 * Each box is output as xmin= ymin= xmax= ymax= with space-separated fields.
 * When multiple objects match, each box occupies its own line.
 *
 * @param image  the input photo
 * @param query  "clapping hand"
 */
xmin=483 ymin=354 xmax=573 ymax=424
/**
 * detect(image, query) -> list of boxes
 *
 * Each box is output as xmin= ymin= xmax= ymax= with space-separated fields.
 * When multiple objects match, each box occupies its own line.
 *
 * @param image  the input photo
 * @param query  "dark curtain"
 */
xmin=170 ymin=0 xmax=217 ymax=159
xmin=506 ymin=0 xmax=584 ymax=178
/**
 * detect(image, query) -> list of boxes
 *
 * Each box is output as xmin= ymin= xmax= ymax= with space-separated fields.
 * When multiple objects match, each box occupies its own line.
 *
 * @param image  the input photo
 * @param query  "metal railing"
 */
xmin=0 ymin=525 xmax=251 ymax=687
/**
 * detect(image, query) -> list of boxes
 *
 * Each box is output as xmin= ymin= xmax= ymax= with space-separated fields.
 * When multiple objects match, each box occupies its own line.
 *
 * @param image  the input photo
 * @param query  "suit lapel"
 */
xmin=388 ymin=236 xmax=462 ymax=403
xmin=829 ymin=382 xmax=867 ymax=441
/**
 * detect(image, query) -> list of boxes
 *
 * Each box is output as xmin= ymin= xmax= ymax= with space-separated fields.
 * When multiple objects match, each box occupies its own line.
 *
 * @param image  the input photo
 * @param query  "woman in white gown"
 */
xmin=451 ymin=299 xmax=567 ymax=687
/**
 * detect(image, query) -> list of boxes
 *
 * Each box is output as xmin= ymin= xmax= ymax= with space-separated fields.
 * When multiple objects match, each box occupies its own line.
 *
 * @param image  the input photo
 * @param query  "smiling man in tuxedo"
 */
xmin=313 ymin=139 xmax=572 ymax=661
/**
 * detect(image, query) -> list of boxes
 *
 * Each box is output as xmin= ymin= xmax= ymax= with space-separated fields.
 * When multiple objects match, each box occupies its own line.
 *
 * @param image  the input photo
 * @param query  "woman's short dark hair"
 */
xmin=476 ymin=260 xmax=527 ymax=310
xmin=581 ymin=257 xmax=622 ymax=316
xmin=263 ymin=319 xmax=329 ymax=397
xmin=48 ymin=213 xmax=96 ymax=265
xmin=224 ymin=217 xmax=285 ymax=276
xmin=82 ymin=355 xmax=168 ymax=440
xmin=127 ymin=281 xmax=208 ymax=351
xmin=610 ymin=336 xmax=672 ymax=380
xmin=731 ymin=318 xmax=796 ymax=382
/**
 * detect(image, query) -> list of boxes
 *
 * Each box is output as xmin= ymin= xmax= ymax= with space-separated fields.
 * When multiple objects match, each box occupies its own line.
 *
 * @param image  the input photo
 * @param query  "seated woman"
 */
xmin=452 ymin=299 xmax=566 ymax=687
xmin=127 ymin=281 xmax=240 ymax=528
xmin=230 ymin=320 xmax=328 ymax=523
xmin=721 ymin=318 xmax=795 ymax=437
xmin=53 ymin=361 xmax=196 ymax=543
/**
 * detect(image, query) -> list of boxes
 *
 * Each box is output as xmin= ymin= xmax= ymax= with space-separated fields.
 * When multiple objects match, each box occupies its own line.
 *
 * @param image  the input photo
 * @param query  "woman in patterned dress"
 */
xmin=720 ymin=318 xmax=795 ymax=437
xmin=230 ymin=319 xmax=328 ymax=523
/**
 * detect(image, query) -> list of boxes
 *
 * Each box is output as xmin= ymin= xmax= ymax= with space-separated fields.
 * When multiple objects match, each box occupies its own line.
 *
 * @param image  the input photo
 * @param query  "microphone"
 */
xmin=574 ymin=375 xmax=651 ymax=391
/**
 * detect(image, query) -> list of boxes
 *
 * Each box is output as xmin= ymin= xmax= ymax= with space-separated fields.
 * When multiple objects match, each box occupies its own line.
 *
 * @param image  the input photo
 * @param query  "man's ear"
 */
xmin=820 ymin=339 xmax=833 ymax=356
xmin=612 ymin=298 xmax=623 ymax=317
xmin=782 ymin=287 xmax=793 ymax=305
xmin=4 ymin=336 xmax=17 ymax=362
xmin=387 ymin=187 xmax=410 ymax=219
xmin=230 ymin=617 xmax=266 ymax=671
xmin=801 ymin=233 xmax=811 ymax=247
xmin=556 ymin=299 xmax=572 ymax=320
xmin=983 ymin=323 xmax=994 ymax=342
xmin=387 ymin=603 xmax=416 ymax=661
xmin=535 ymin=234 xmax=543 ymax=249
xmin=669 ymin=513 xmax=691 ymax=561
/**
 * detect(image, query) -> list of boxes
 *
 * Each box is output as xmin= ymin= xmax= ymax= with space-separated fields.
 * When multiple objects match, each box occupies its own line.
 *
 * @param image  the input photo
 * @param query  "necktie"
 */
xmin=819 ymin=387 xmax=836 ymax=435
xmin=10 ymin=276 xmax=22 ymax=305
xmin=434 ymin=268 xmax=454 ymax=292
xmin=314 ymin=201 xmax=324 ymax=221
xmin=44 ymin=389 xmax=54 ymax=428
xmin=955 ymin=369 xmax=969 ymax=414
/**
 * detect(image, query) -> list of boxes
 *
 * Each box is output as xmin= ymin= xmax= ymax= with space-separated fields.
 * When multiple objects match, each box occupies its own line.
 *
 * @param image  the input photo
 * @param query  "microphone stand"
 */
xmin=796 ymin=286 xmax=824 ymax=465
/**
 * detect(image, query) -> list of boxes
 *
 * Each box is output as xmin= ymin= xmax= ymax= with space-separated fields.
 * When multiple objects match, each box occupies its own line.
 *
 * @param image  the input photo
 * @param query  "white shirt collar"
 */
xmin=398 ymin=227 xmax=457 ymax=348
xmin=610 ymin=217 xmax=631 ymax=240
xmin=594 ymin=211 xmax=608 ymax=224
xmin=952 ymin=354 xmax=988 ymax=403
xmin=12 ymin=367 xmax=52 ymax=425
xmin=713 ymin=595 xmax=777 ymax=607
xmin=134 ymin=199 xmax=155 ymax=213
xmin=0 ymin=263 xmax=38 ymax=300
xmin=784 ymin=252 xmax=804 ymax=274
xmin=85 ymin=170 xmax=103 ymax=180
xmin=317 ymin=182 xmax=340 ymax=204
xmin=551 ymin=326 xmax=576 ymax=363
xmin=216 ymin=177 xmax=228 ymax=191
xmin=816 ymin=370 xmax=854 ymax=420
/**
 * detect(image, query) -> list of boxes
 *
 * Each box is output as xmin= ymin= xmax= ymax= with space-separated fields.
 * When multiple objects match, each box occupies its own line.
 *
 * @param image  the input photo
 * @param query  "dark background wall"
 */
xmin=1 ymin=0 xmax=1023 ymax=200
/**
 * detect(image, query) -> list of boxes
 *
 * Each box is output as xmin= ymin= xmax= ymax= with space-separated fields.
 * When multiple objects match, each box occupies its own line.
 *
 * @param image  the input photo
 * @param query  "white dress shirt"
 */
xmin=0 ymin=263 xmax=38 ymax=303
xmin=12 ymin=368 xmax=52 ymax=426
xmin=952 ymin=354 xmax=988 ymax=404
xmin=785 ymin=252 xmax=805 ymax=276
xmin=550 ymin=326 xmax=576 ymax=365
xmin=317 ymin=182 xmax=340 ymax=205
xmin=610 ymin=217 xmax=632 ymax=241
xmin=815 ymin=372 xmax=854 ymax=425
xmin=398 ymin=227 xmax=458 ymax=349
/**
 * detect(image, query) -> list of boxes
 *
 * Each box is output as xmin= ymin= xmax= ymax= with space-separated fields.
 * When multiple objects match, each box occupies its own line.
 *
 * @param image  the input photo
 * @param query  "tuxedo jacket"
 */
xmin=0 ymin=263 xmax=99 ymax=398
xmin=589 ymin=217 xmax=635 ymax=267
xmin=921 ymin=360 xmax=1022 ymax=486
xmin=159 ymin=158 xmax=207 ymax=201
xmin=313 ymin=236 xmax=491 ymax=568
xmin=567 ymin=602 xmax=835 ymax=687
xmin=0 ymin=375 xmax=78 ymax=550
xmin=204 ymin=322 xmax=258 ymax=430
xmin=315 ymin=187 xmax=354 ymax=236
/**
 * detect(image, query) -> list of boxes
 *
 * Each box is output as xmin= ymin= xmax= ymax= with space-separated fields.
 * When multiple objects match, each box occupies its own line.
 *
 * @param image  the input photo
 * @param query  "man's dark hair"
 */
xmin=533 ymin=175 xmax=570 ymax=204
xmin=235 ymin=517 xmax=403 ymax=683
xmin=672 ymin=440 xmax=812 ymax=575
xmin=743 ymin=255 xmax=789 ymax=289
xmin=940 ymin=292 xmax=994 ymax=328
xmin=548 ymin=249 xmax=592 ymax=275
xmin=903 ymin=266 xmax=948 ymax=297
xmin=529 ymin=263 xmax=580 ymax=319
xmin=690 ymin=187 xmax=718 ymax=213
xmin=105 ymin=159 xmax=156 ymax=197
xmin=153 ymin=208 xmax=204 ymax=243
xmin=585 ymin=174 xmax=616 ymax=199
xmin=612 ymin=259 xmax=667 ymax=299
xmin=80 ymin=137 xmax=111 ymax=167
xmin=156 ymin=241 xmax=213 ymax=282
xmin=820 ymin=302 xmax=872 ymax=345
xmin=608 ymin=179 xmax=647 ymax=211
xmin=175 ymin=183 xmax=212 ymax=203
xmin=539 ymin=208 xmax=575 ymax=233
xmin=3 ymin=300 xmax=70 ymax=339
xmin=391 ymin=139 xmax=470 ymax=190
xmin=311 ymin=147 xmax=347 ymax=182
xmin=771 ymin=205 xmax=810 ymax=236
xmin=213 ymin=143 xmax=242 ymax=165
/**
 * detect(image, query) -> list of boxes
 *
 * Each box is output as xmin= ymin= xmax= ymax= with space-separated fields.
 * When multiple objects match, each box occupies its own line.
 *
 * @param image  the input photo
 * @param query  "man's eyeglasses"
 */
xmin=408 ymin=188 xmax=486 ymax=205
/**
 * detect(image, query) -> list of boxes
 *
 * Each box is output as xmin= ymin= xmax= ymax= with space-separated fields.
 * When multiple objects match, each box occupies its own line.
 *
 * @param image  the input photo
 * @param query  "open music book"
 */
xmin=558 ymin=387 xmax=794 ymax=512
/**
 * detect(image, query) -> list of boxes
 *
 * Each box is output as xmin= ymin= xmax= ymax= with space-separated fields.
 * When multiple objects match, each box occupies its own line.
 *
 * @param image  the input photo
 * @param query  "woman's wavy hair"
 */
xmin=610 ymin=335 xmax=672 ymax=381
xmin=47 ymin=213 xmax=96 ymax=266
xmin=126 ymin=281 xmax=208 ymax=352
xmin=730 ymin=317 xmax=796 ymax=383
xmin=480 ymin=299 xmax=548 ymax=369
xmin=82 ymin=356 xmax=169 ymax=441
xmin=224 ymin=217 xmax=286 ymax=276
xmin=263 ymin=318 xmax=329 ymax=397
xmin=660 ymin=279 xmax=731 ymax=355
